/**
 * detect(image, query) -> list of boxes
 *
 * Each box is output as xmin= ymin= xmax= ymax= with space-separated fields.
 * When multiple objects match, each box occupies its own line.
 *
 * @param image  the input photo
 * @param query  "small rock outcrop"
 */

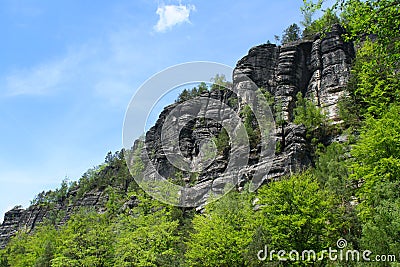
xmin=0 ymin=189 xmax=109 ymax=248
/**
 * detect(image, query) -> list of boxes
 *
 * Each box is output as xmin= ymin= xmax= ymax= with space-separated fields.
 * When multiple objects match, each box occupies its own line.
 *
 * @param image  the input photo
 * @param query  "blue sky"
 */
xmin=0 ymin=0 xmax=334 ymax=221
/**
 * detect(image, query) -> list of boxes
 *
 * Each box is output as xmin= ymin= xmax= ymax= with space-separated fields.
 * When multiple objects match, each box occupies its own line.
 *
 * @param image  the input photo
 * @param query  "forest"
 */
xmin=0 ymin=0 xmax=399 ymax=266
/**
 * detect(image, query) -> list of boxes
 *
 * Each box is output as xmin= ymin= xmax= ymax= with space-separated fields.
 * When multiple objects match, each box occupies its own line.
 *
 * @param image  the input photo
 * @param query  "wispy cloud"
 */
xmin=1 ymin=33 xmax=145 ymax=107
xmin=4 ymin=51 xmax=84 ymax=96
xmin=154 ymin=4 xmax=195 ymax=33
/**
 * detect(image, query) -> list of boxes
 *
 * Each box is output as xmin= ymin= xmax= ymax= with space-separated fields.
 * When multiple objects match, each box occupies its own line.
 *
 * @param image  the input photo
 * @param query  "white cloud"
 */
xmin=154 ymin=4 xmax=195 ymax=32
xmin=1 ymin=35 xmax=142 ymax=106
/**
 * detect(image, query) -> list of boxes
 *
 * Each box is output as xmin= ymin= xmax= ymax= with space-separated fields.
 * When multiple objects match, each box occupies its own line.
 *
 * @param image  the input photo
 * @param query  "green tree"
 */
xmin=241 ymin=104 xmax=261 ymax=148
xmin=335 ymin=0 xmax=400 ymax=122
xmin=349 ymin=106 xmax=400 ymax=259
xmin=314 ymin=142 xmax=350 ymax=199
xmin=351 ymin=105 xmax=400 ymax=213
xmin=255 ymin=172 xmax=345 ymax=264
xmin=51 ymin=210 xmax=114 ymax=267
xmin=303 ymin=8 xmax=340 ymax=36
xmin=293 ymin=92 xmax=327 ymax=134
xmin=210 ymin=74 xmax=231 ymax=91
xmin=340 ymin=0 xmax=400 ymax=56
xmin=114 ymin=196 xmax=180 ymax=267
xmin=212 ymin=128 xmax=230 ymax=155
xmin=185 ymin=189 xmax=255 ymax=267
xmin=282 ymin=23 xmax=301 ymax=44
xmin=359 ymin=187 xmax=400 ymax=263
xmin=300 ymin=0 xmax=324 ymax=30
xmin=3 ymin=224 xmax=58 ymax=267
xmin=345 ymin=40 xmax=399 ymax=118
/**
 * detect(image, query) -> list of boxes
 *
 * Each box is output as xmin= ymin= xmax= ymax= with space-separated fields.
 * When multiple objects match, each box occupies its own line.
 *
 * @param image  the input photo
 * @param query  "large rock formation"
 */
xmin=237 ymin=24 xmax=354 ymax=122
xmin=0 ymin=189 xmax=109 ymax=249
xmin=0 ymin=25 xmax=355 ymax=248
xmin=232 ymin=24 xmax=354 ymax=182
xmin=143 ymin=25 xmax=354 ymax=203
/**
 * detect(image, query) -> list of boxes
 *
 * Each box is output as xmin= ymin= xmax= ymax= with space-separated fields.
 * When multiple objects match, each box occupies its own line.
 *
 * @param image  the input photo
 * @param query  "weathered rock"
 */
xmin=0 ymin=24 xmax=355 ymax=249
xmin=0 ymin=189 xmax=108 ymax=248
xmin=141 ymin=25 xmax=354 ymax=207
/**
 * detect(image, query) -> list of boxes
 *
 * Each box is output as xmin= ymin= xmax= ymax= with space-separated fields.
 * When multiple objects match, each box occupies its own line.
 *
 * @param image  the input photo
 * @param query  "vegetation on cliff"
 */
xmin=1 ymin=0 xmax=399 ymax=266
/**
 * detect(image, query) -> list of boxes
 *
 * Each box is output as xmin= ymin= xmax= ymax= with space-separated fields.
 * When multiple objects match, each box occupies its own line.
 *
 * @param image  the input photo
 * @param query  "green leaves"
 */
xmin=185 ymin=190 xmax=255 ymax=267
xmin=300 ymin=0 xmax=324 ymax=29
xmin=293 ymin=92 xmax=327 ymax=131
xmin=52 ymin=210 xmax=115 ymax=267
xmin=341 ymin=0 xmax=400 ymax=49
xmin=351 ymin=105 xmax=400 ymax=205
xmin=282 ymin=23 xmax=301 ymax=44
xmin=114 ymin=208 xmax=180 ymax=267
xmin=347 ymin=40 xmax=400 ymax=118
xmin=256 ymin=172 xmax=342 ymax=255
xmin=341 ymin=0 xmax=399 ymax=119
xmin=303 ymin=8 xmax=340 ymax=36
xmin=347 ymin=105 xmax=400 ymax=257
xmin=3 ymin=224 xmax=58 ymax=267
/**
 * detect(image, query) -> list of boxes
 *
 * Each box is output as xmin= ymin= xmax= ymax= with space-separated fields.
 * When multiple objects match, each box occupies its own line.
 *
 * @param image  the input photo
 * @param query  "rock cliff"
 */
xmin=0 ymin=25 xmax=355 ymax=248
xmin=143 ymin=25 xmax=354 ymax=204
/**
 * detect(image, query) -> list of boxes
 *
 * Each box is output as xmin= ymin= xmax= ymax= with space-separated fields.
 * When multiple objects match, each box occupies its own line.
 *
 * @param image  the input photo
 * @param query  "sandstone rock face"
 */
xmin=0 ymin=25 xmax=354 ymax=248
xmin=232 ymin=25 xmax=354 ymax=184
xmin=237 ymin=25 xmax=354 ymax=123
xmin=0 ymin=189 xmax=108 ymax=248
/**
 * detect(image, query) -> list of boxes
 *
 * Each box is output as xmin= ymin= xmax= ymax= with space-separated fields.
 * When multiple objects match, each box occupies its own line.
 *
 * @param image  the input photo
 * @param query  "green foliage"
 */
xmin=360 ymin=196 xmax=400 ymax=260
xmin=212 ymin=128 xmax=230 ymax=155
xmin=51 ymin=210 xmax=114 ymax=266
xmin=74 ymin=166 xmax=105 ymax=199
xmin=303 ymin=8 xmax=340 ymax=36
xmin=293 ymin=92 xmax=327 ymax=131
xmin=185 ymin=190 xmax=255 ymax=267
xmin=282 ymin=23 xmax=301 ymax=44
xmin=346 ymin=40 xmax=399 ymax=118
xmin=348 ymin=105 xmax=400 ymax=258
xmin=340 ymin=0 xmax=400 ymax=57
xmin=351 ymin=105 xmax=400 ymax=209
xmin=241 ymin=104 xmax=261 ymax=148
xmin=261 ymin=88 xmax=285 ymax=126
xmin=3 ymin=224 xmax=58 ymax=267
xmin=338 ymin=0 xmax=400 ymax=120
xmin=274 ymin=100 xmax=285 ymax=127
xmin=300 ymin=0 xmax=324 ymax=30
xmin=114 ymin=197 xmax=180 ymax=267
xmin=314 ymin=142 xmax=350 ymax=198
xmin=128 ymin=142 xmax=145 ymax=178
xmin=337 ymin=95 xmax=361 ymax=128
xmin=0 ymin=250 xmax=8 ymax=267
xmin=255 ymin=172 xmax=345 ymax=262
xmin=176 ymin=82 xmax=209 ymax=103
xmin=275 ymin=140 xmax=282 ymax=154
xmin=175 ymin=74 xmax=231 ymax=103
xmin=30 ymin=178 xmax=71 ymax=206
xmin=210 ymin=74 xmax=231 ymax=91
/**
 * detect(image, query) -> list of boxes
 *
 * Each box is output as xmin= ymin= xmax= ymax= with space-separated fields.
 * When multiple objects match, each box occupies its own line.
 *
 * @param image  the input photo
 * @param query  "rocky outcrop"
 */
xmin=0 ymin=24 xmax=355 ymax=248
xmin=237 ymin=24 xmax=354 ymax=122
xmin=0 ymin=189 xmax=109 ymax=248
xmin=232 ymin=24 xmax=354 ymax=184
xmin=141 ymin=25 xmax=354 ymax=207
